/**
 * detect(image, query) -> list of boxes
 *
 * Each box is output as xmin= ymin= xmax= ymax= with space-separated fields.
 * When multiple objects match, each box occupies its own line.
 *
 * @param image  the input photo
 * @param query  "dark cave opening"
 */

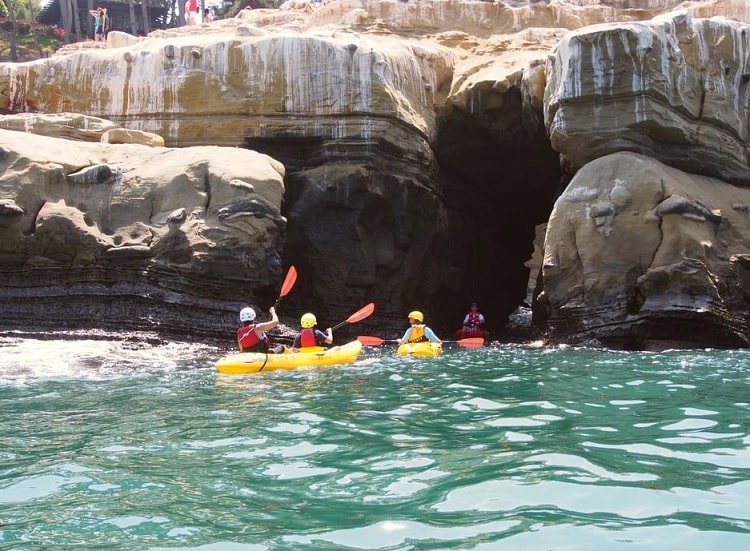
xmin=433 ymin=104 xmax=562 ymax=336
xmin=243 ymin=100 xmax=563 ymax=340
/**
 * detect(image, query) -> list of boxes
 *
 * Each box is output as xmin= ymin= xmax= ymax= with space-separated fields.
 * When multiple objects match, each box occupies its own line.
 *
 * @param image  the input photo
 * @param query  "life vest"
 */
xmin=299 ymin=328 xmax=317 ymax=348
xmin=407 ymin=324 xmax=428 ymax=343
xmin=237 ymin=325 xmax=270 ymax=352
xmin=465 ymin=312 xmax=483 ymax=329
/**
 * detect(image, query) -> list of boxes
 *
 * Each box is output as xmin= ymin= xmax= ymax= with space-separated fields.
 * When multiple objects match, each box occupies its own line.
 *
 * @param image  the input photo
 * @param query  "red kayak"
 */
xmin=455 ymin=328 xmax=489 ymax=340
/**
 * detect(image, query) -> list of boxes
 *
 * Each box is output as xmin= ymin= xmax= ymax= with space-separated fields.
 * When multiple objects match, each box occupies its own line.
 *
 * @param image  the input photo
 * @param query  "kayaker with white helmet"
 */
xmin=237 ymin=306 xmax=285 ymax=353
xmin=291 ymin=312 xmax=333 ymax=351
xmin=397 ymin=310 xmax=442 ymax=345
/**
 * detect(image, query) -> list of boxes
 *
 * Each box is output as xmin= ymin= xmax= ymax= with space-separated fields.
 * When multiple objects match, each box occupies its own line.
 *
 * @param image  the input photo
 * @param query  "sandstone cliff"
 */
xmin=1 ymin=0 xmax=750 ymax=348
xmin=542 ymin=5 xmax=750 ymax=347
xmin=0 ymin=123 xmax=286 ymax=336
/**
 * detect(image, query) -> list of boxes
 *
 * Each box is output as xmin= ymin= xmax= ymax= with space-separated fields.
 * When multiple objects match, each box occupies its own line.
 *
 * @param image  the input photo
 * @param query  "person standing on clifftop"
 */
xmin=90 ymin=7 xmax=104 ymax=42
xmin=101 ymin=8 xmax=109 ymax=40
xmin=186 ymin=0 xmax=199 ymax=25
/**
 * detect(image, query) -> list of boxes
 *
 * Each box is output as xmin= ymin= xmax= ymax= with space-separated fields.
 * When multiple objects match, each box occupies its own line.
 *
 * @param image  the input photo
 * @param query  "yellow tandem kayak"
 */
xmin=397 ymin=342 xmax=443 ymax=357
xmin=215 ymin=340 xmax=363 ymax=374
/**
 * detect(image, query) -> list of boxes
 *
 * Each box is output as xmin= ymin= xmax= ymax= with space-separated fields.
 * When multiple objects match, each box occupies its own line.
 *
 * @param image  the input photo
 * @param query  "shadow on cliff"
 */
xmin=433 ymin=97 xmax=563 ymax=338
xmin=243 ymin=96 xmax=564 ymax=342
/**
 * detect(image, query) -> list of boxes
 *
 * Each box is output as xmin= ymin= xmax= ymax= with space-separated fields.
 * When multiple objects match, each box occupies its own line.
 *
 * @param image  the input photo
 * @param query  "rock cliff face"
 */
xmin=0 ymin=125 xmax=286 ymax=335
xmin=1 ymin=0 xmax=750 ymax=347
xmin=541 ymin=152 xmax=750 ymax=348
xmin=545 ymin=10 xmax=750 ymax=185
xmin=541 ymin=7 xmax=750 ymax=347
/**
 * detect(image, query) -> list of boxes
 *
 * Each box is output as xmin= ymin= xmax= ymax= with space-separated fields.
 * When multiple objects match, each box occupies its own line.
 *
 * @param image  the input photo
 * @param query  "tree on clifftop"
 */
xmin=54 ymin=0 xmax=81 ymax=44
xmin=2 ymin=0 xmax=29 ymax=20
xmin=1 ymin=1 xmax=62 ymax=61
xmin=1 ymin=0 xmax=19 ymax=60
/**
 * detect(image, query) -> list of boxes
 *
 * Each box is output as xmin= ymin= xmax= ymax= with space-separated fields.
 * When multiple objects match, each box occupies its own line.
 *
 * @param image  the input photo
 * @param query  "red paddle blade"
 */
xmin=346 ymin=302 xmax=375 ymax=324
xmin=279 ymin=265 xmax=297 ymax=298
xmin=357 ymin=335 xmax=385 ymax=346
xmin=458 ymin=338 xmax=484 ymax=347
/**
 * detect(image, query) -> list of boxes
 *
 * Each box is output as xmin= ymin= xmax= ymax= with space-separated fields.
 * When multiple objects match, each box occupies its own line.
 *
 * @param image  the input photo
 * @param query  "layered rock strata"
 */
xmin=0 ymin=128 xmax=286 ymax=335
xmin=542 ymin=10 xmax=750 ymax=347
xmin=544 ymin=11 xmax=750 ymax=186
xmin=541 ymin=152 xmax=750 ymax=348
xmin=1 ymin=0 xmax=750 ymax=346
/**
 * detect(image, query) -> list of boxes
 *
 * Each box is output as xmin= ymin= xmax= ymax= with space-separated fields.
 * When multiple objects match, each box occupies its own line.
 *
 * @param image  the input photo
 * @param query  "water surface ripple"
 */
xmin=1 ymin=338 xmax=749 ymax=549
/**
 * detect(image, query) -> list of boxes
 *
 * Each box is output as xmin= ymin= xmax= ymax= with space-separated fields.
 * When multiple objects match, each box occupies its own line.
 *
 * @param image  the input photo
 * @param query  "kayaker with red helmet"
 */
xmin=397 ymin=311 xmax=442 ymax=344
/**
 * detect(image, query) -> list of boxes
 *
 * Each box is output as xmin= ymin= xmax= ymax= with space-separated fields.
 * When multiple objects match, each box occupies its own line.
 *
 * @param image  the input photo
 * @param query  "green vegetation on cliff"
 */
xmin=0 ymin=19 xmax=62 ymax=62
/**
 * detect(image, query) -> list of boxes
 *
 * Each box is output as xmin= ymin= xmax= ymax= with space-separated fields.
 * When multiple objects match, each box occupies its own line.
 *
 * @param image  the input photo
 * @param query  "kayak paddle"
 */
xmin=357 ymin=335 xmax=484 ymax=348
xmin=356 ymin=336 xmax=393 ymax=345
xmin=331 ymin=303 xmax=375 ymax=331
xmin=273 ymin=265 xmax=298 ymax=308
xmin=259 ymin=265 xmax=297 ymax=371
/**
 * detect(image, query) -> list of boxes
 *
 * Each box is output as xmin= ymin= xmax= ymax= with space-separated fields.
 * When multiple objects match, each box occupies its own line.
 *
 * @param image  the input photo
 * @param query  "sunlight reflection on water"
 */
xmin=0 ymin=335 xmax=218 ymax=383
xmin=1 ymin=338 xmax=750 ymax=549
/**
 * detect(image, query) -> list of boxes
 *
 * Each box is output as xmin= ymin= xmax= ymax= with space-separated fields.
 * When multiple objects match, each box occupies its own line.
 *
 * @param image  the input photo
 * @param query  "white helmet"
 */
xmin=239 ymin=307 xmax=256 ymax=323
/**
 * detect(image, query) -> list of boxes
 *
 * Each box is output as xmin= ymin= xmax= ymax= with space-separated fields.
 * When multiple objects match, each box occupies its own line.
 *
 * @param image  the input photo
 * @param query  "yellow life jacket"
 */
xmin=408 ymin=324 xmax=428 ymax=343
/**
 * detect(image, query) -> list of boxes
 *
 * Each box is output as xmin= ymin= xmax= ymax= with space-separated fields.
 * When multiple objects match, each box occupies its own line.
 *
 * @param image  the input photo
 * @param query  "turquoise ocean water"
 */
xmin=1 ymin=336 xmax=749 ymax=550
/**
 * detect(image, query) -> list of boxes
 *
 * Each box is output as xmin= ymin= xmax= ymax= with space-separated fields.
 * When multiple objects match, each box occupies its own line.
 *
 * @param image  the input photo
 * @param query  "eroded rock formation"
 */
xmin=0 ymin=128 xmax=286 ymax=334
xmin=541 ymin=152 xmax=750 ymax=348
xmin=541 ymin=7 xmax=750 ymax=347
xmin=545 ymin=10 xmax=750 ymax=185
xmin=1 ymin=0 xmax=750 ymax=347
